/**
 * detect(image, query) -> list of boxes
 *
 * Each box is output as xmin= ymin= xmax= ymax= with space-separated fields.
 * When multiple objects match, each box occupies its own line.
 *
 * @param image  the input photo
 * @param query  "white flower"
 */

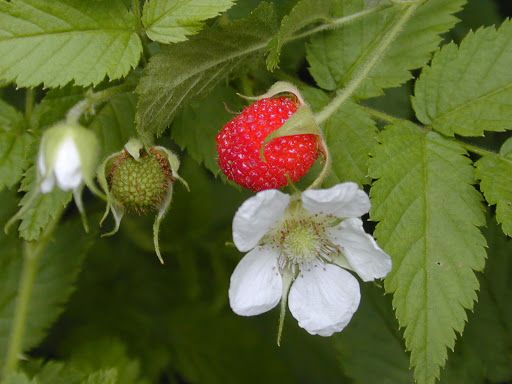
xmin=228 ymin=182 xmax=392 ymax=337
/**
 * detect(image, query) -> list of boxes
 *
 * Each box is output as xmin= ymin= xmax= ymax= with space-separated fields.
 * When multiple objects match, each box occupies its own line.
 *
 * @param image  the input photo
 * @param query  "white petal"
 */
xmin=329 ymin=218 xmax=392 ymax=282
xmin=37 ymin=149 xmax=46 ymax=176
xmin=302 ymin=182 xmax=370 ymax=218
xmin=232 ymin=189 xmax=290 ymax=252
xmin=40 ymin=174 xmax=55 ymax=194
xmin=229 ymin=246 xmax=282 ymax=316
xmin=54 ymin=138 xmax=82 ymax=190
xmin=288 ymin=263 xmax=360 ymax=336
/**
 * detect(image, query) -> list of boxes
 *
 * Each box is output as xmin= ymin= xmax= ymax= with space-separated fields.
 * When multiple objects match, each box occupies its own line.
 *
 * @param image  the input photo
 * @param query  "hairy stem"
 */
xmin=2 ymin=212 xmax=63 ymax=379
xmin=363 ymin=105 xmax=500 ymax=158
xmin=288 ymin=2 xmax=393 ymax=43
xmin=66 ymin=82 xmax=135 ymax=124
xmin=315 ymin=1 xmax=424 ymax=125
xmin=308 ymin=139 xmax=332 ymax=190
xmin=24 ymin=89 xmax=34 ymax=127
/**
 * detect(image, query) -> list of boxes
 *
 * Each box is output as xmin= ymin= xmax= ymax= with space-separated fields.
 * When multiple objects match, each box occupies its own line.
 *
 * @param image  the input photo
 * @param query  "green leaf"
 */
xmin=413 ymin=21 xmax=512 ymax=136
xmin=266 ymin=0 xmax=337 ymax=71
xmin=441 ymin=221 xmax=512 ymax=383
xmin=335 ymin=285 xmax=412 ymax=384
xmin=306 ymin=0 xmax=465 ymax=98
xmin=369 ymin=122 xmax=487 ymax=384
xmin=172 ymin=85 xmax=242 ymax=174
xmin=68 ymin=339 xmax=149 ymax=384
xmin=324 ymin=101 xmax=378 ymax=185
xmin=300 ymin=86 xmax=378 ymax=185
xmin=0 ymin=211 xmax=94 ymax=363
xmin=475 ymin=154 xmax=512 ymax=237
xmin=142 ymin=0 xmax=235 ymax=44
xmin=17 ymin=167 xmax=71 ymax=241
xmin=3 ymin=373 xmax=33 ymax=384
xmin=136 ymin=2 xmax=278 ymax=137
xmin=0 ymin=0 xmax=142 ymax=88
xmin=29 ymin=362 xmax=118 ymax=384
xmin=90 ymin=93 xmax=137 ymax=157
xmin=0 ymin=100 xmax=33 ymax=191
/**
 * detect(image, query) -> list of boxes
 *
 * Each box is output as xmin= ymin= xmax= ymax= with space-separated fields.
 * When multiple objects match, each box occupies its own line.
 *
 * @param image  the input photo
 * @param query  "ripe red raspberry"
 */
xmin=216 ymin=97 xmax=319 ymax=192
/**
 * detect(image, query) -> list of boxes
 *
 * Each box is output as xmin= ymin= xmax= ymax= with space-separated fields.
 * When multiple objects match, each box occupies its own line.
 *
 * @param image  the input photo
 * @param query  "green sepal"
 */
xmin=124 ymin=137 xmax=144 ymax=161
xmin=97 ymin=151 xmax=126 ymax=237
xmin=153 ymin=183 xmax=174 ymax=265
xmin=73 ymin=186 xmax=89 ymax=233
xmin=238 ymin=81 xmax=306 ymax=104
xmin=154 ymin=146 xmax=190 ymax=191
xmin=260 ymin=104 xmax=321 ymax=162
xmin=277 ymin=268 xmax=294 ymax=347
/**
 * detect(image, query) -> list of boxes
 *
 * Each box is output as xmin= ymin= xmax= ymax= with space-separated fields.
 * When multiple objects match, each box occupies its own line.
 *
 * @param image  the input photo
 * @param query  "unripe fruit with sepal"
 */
xmin=107 ymin=148 xmax=173 ymax=214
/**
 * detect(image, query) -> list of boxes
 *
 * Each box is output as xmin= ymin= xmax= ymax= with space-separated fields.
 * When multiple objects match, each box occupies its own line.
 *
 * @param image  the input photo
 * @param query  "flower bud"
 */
xmin=37 ymin=122 xmax=99 ymax=193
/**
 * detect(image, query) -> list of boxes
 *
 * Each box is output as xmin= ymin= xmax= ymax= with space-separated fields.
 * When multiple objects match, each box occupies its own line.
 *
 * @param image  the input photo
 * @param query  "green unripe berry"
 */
xmin=108 ymin=148 xmax=173 ymax=214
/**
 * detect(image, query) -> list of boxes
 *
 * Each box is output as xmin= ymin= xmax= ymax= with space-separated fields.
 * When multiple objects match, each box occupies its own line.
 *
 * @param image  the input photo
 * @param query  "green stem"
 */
xmin=315 ymin=1 xmax=424 ymax=125
xmin=361 ymin=104 xmax=402 ymax=125
xmin=2 ymin=212 xmax=62 ymax=379
xmin=363 ymin=105 xmax=500 ymax=158
xmin=308 ymin=139 xmax=332 ymax=190
xmin=289 ymin=3 xmax=392 ymax=42
xmin=132 ymin=0 xmax=150 ymax=64
xmin=66 ymin=82 xmax=135 ymax=124
xmin=24 ymin=89 xmax=34 ymax=126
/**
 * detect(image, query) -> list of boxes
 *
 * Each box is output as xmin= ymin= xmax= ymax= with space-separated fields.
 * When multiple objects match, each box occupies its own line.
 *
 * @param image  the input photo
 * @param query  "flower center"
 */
xmin=282 ymin=222 xmax=320 ymax=264
xmin=269 ymin=209 xmax=340 ymax=271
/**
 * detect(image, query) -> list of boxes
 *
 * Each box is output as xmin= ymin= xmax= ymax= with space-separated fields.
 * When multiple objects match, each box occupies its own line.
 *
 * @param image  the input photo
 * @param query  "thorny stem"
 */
xmin=315 ymin=1 xmax=424 ymax=125
xmin=2 ymin=210 xmax=63 ymax=380
xmin=66 ymin=82 xmax=135 ymax=124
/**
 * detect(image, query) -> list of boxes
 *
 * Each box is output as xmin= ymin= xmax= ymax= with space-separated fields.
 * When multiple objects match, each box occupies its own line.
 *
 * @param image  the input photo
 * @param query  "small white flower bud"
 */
xmin=37 ymin=122 xmax=99 ymax=193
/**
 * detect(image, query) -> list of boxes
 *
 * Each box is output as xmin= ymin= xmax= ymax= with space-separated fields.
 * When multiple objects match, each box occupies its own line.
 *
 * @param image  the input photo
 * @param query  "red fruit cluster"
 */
xmin=216 ymin=97 xmax=319 ymax=192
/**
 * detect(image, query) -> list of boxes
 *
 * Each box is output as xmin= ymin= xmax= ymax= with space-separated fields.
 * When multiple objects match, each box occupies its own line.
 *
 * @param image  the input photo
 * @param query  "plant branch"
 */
xmin=287 ymin=3 xmax=393 ymax=43
xmin=363 ymin=105 xmax=500 ymax=158
xmin=24 ymin=89 xmax=34 ymax=126
xmin=314 ymin=1 xmax=424 ymax=125
xmin=2 ymin=211 xmax=63 ymax=379
xmin=66 ymin=82 xmax=135 ymax=124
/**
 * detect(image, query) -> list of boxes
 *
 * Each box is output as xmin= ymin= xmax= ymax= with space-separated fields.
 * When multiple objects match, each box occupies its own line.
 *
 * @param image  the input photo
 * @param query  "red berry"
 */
xmin=216 ymin=96 xmax=319 ymax=192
